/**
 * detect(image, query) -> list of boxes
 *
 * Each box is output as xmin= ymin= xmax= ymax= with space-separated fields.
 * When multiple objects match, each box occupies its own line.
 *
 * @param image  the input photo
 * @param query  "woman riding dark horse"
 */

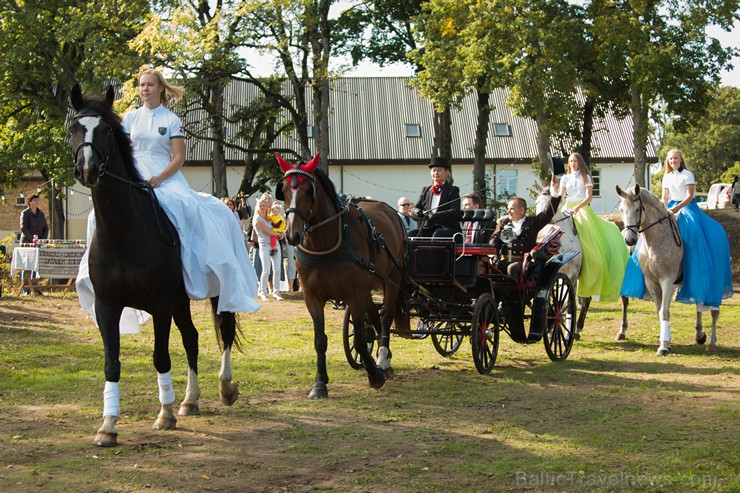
xmin=70 ymin=82 xmax=258 ymax=446
xmin=276 ymin=152 xmax=409 ymax=399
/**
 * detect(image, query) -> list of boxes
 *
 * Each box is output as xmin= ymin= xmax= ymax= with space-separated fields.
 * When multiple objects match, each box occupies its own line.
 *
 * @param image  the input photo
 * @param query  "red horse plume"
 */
xmin=276 ymin=152 xmax=320 ymax=175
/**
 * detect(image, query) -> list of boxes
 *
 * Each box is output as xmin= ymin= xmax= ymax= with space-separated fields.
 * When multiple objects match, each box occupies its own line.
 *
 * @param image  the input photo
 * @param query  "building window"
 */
xmin=591 ymin=167 xmax=600 ymax=197
xmin=493 ymin=123 xmax=511 ymax=137
xmin=497 ymin=169 xmax=517 ymax=196
xmin=405 ymin=123 xmax=422 ymax=138
xmin=306 ymin=125 xmax=315 ymax=139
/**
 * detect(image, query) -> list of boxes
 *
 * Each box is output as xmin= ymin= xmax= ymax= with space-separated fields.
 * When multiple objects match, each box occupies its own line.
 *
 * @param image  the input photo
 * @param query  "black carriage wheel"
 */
xmin=342 ymin=309 xmax=376 ymax=370
xmin=431 ymin=323 xmax=464 ymax=357
xmin=471 ymin=293 xmax=499 ymax=374
xmin=543 ymin=273 xmax=576 ymax=361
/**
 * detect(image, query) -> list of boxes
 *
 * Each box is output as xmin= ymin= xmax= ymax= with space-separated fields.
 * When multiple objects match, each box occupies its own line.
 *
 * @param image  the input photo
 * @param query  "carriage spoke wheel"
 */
xmin=342 ymin=309 xmax=376 ymax=370
xmin=471 ymin=293 xmax=499 ymax=374
xmin=543 ymin=273 xmax=576 ymax=361
xmin=431 ymin=322 xmax=464 ymax=357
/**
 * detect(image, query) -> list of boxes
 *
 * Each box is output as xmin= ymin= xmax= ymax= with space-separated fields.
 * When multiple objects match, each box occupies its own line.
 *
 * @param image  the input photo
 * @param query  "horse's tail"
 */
xmin=210 ymin=297 xmax=244 ymax=353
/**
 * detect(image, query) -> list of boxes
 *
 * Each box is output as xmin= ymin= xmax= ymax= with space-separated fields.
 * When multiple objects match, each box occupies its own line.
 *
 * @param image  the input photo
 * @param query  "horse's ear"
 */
xmin=105 ymin=86 xmax=115 ymax=107
xmin=71 ymin=83 xmax=84 ymax=112
xmin=275 ymin=152 xmax=293 ymax=173
xmin=303 ymin=152 xmax=320 ymax=174
xmin=615 ymin=184 xmax=624 ymax=197
xmin=634 ymin=183 xmax=641 ymax=195
xmin=534 ymin=180 xmax=542 ymax=193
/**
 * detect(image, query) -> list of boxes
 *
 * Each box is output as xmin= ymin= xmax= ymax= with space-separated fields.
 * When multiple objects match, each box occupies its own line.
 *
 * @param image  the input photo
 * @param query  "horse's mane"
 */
xmin=314 ymin=167 xmax=342 ymax=210
xmin=635 ymin=185 xmax=666 ymax=212
xmin=81 ymin=93 xmax=143 ymax=183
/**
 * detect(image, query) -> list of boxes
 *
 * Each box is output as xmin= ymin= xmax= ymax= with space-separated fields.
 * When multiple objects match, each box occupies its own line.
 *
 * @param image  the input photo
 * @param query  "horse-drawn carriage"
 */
xmin=342 ymin=208 xmax=578 ymax=375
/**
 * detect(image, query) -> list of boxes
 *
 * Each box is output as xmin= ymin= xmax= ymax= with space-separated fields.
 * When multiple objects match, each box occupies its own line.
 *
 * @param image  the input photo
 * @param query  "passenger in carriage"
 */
xmin=489 ymin=176 xmax=561 ymax=281
xmin=408 ymin=156 xmax=462 ymax=240
xmin=461 ymin=194 xmax=496 ymax=244
xmin=396 ymin=196 xmax=417 ymax=233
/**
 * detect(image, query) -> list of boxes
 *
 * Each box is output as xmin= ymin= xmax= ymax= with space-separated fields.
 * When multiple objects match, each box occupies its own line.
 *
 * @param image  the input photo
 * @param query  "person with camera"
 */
xmin=408 ymin=156 xmax=462 ymax=240
xmin=489 ymin=176 xmax=561 ymax=281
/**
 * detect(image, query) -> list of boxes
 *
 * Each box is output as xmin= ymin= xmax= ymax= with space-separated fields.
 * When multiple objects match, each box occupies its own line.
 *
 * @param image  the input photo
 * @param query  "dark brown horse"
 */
xmin=277 ymin=153 xmax=409 ymax=398
xmin=70 ymin=85 xmax=240 ymax=446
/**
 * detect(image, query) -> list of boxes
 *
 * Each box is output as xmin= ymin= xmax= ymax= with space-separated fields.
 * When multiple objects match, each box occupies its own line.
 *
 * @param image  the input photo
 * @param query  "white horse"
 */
xmin=615 ymin=184 xmax=719 ymax=355
xmin=534 ymin=183 xmax=629 ymax=339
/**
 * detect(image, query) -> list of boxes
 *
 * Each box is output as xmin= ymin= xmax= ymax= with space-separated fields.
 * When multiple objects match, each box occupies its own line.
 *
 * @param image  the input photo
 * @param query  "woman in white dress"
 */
xmin=556 ymin=152 xmax=628 ymax=301
xmin=77 ymin=67 xmax=260 ymax=331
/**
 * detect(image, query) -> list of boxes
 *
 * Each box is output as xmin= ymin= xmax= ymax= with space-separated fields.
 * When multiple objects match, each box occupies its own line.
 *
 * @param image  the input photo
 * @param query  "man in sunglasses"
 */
xmin=396 ymin=196 xmax=417 ymax=233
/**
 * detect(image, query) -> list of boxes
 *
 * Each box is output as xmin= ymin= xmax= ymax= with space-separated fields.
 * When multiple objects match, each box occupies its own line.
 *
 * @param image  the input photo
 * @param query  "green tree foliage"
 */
xmin=663 ymin=86 xmax=740 ymax=190
xmin=590 ymin=0 xmax=738 ymax=186
xmin=0 ymin=0 xmax=149 ymax=236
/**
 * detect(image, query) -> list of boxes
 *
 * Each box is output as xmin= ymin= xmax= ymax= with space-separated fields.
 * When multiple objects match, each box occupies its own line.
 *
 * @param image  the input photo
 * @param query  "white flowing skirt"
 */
xmin=77 ymin=152 xmax=260 ymax=333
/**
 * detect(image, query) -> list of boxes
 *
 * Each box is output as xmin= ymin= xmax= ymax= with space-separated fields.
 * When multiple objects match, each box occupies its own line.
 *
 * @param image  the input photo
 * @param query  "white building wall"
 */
xmin=65 ymin=162 xmax=635 ymax=239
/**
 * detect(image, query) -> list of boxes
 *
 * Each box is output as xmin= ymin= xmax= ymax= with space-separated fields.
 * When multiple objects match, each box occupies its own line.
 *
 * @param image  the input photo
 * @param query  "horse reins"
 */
xmin=283 ymin=167 xmax=350 ymax=256
xmin=623 ymin=196 xmax=683 ymax=247
xmin=72 ymin=114 xmax=177 ymax=247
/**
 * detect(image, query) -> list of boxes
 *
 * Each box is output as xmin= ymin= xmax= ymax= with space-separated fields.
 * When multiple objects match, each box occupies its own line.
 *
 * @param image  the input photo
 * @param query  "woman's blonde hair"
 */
xmin=569 ymin=152 xmax=592 ymax=185
xmin=137 ymin=66 xmax=184 ymax=107
xmin=664 ymin=148 xmax=687 ymax=174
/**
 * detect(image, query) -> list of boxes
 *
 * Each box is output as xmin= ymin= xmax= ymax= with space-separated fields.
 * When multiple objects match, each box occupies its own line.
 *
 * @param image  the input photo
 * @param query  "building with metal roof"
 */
xmin=64 ymin=77 xmax=656 ymax=239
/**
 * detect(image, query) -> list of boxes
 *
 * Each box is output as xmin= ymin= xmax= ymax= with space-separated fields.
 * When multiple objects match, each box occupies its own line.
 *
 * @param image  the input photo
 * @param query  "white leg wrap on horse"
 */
xmin=157 ymin=372 xmax=176 ymax=405
xmin=660 ymin=320 xmax=671 ymax=343
xmin=103 ymin=381 xmax=120 ymax=417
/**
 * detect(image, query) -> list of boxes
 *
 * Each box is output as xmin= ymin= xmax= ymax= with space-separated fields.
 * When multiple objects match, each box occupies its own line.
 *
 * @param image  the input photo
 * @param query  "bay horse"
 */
xmin=616 ymin=184 xmax=719 ymax=355
xmin=534 ymin=183 xmax=629 ymax=338
xmin=70 ymin=85 xmax=240 ymax=446
xmin=277 ymin=153 xmax=409 ymax=399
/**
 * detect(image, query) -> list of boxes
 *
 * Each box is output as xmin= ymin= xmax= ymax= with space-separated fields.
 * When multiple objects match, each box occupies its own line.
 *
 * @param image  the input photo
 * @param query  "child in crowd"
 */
xmin=269 ymin=203 xmax=286 ymax=256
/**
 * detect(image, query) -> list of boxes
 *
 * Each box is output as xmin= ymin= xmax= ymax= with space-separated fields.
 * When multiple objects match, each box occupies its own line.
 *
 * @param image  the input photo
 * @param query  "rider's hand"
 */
xmin=412 ymin=207 xmax=424 ymax=219
xmin=147 ymin=175 xmax=164 ymax=188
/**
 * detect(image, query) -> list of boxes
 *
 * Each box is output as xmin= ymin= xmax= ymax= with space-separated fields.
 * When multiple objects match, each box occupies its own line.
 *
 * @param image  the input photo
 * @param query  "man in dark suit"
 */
xmin=490 ymin=176 xmax=561 ymax=280
xmin=409 ymin=156 xmax=462 ymax=240
xmin=461 ymin=194 xmax=496 ymax=244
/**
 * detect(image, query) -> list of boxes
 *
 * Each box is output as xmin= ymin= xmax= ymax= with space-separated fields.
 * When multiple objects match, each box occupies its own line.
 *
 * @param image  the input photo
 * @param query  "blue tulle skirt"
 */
xmin=620 ymin=200 xmax=733 ymax=306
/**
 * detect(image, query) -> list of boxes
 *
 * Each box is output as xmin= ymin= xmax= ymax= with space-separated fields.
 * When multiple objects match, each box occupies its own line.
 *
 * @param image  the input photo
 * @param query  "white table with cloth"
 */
xmin=10 ymin=244 xmax=86 ymax=295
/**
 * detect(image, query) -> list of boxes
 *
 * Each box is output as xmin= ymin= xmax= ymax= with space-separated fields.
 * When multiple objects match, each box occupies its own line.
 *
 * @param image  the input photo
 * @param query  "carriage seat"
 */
xmin=458 ymin=208 xmax=496 ymax=222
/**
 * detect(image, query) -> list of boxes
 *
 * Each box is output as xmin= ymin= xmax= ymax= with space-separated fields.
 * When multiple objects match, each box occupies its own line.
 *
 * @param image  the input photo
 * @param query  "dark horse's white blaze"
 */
xmin=70 ymin=85 xmax=240 ymax=446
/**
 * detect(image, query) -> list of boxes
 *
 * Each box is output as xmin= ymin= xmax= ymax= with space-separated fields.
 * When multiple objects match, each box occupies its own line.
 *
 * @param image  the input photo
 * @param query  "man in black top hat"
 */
xmin=408 ymin=156 xmax=462 ymax=240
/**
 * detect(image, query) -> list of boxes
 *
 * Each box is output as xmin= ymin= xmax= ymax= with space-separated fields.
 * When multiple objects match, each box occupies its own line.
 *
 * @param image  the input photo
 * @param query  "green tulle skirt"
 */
xmin=568 ymin=202 xmax=629 ymax=301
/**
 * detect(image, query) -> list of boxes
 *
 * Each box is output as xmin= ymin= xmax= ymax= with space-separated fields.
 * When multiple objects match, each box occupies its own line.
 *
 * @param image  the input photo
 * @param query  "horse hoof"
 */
xmin=656 ymin=347 xmax=671 ymax=356
xmin=615 ymin=333 xmax=626 ymax=341
xmin=219 ymin=382 xmax=239 ymax=406
xmin=706 ymin=343 xmax=717 ymax=352
xmin=152 ymin=416 xmax=177 ymax=430
xmin=368 ymin=368 xmax=387 ymax=389
xmin=308 ymin=382 xmax=328 ymax=399
xmin=696 ymin=332 xmax=707 ymax=345
xmin=383 ymin=366 xmax=395 ymax=380
xmin=573 ymin=333 xmax=580 ymax=341
xmin=94 ymin=432 xmax=118 ymax=447
xmin=178 ymin=402 xmax=200 ymax=416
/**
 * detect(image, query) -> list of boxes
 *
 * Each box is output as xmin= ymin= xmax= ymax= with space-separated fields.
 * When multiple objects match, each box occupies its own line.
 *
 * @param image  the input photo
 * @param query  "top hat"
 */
xmin=428 ymin=156 xmax=450 ymax=169
xmin=550 ymin=156 xmax=566 ymax=177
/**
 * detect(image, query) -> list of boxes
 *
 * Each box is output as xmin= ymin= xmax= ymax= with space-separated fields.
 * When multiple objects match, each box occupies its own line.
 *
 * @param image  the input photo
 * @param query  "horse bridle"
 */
xmin=71 ymin=112 xmax=177 ymax=246
xmin=283 ymin=168 xmax=348 ymax=237
xmin=623 ymin=195 xmax=683 ymax=247
xmin=72 ymin=113 xmax=145 ymax=189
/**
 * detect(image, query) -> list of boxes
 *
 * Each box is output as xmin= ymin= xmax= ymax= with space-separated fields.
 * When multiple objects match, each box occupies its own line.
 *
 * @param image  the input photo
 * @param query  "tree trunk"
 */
xmin=432 ymin=106 xmax=453 ymax=162
xmin=473 ymin=89 xmax=491 ymax=207
xmin=211 ymin=84 xmax=228 ymax=197
xmin=535 ymin=113 xmax=551 ymax=178
xmin=579 ymin=97 xmax=595 ymax=165
xmin=631 ymin=87 xmax=648 ymax=187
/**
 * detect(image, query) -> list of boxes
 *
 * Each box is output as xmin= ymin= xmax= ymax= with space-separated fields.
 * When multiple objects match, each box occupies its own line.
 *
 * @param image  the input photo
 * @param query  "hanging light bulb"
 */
xmin=70 ymin=190 xmax=74 ymax=195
